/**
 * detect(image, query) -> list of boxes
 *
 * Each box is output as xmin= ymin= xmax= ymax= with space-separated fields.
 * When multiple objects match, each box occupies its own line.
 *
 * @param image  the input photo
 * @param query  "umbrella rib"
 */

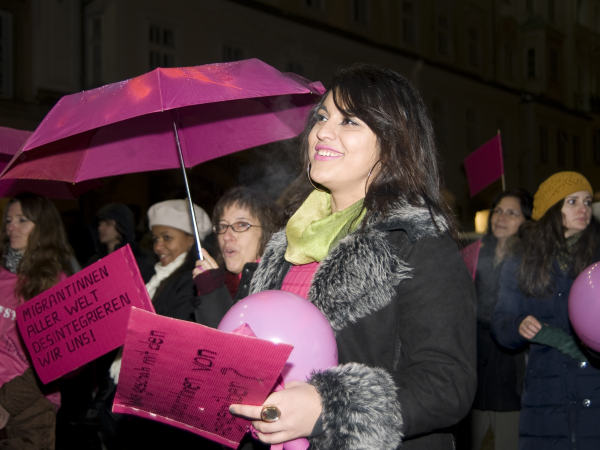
xmin=157 ymin=69 xmax=165 ymax=111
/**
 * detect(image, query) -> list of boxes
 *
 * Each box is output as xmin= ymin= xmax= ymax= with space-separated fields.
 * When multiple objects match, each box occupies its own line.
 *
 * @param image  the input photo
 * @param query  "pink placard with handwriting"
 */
xmin=16 ymin=245 xmax=154 ymax=384
xmin=113 ymin=307 xmax=293 ymax=449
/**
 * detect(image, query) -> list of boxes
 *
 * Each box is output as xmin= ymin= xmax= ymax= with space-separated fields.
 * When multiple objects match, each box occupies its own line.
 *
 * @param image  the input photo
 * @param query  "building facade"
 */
xmin=2 ymin=0 xmax=600 ymax=227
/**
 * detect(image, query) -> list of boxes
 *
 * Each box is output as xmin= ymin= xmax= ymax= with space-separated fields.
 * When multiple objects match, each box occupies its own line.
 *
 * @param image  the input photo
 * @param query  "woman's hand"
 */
xmin=192 ymin=249 xmax=219 ymax=278
xmin=519 ymin=315 xmax=542 ymax=340
xmin=229 ymin=381 xmax=322 ymax=444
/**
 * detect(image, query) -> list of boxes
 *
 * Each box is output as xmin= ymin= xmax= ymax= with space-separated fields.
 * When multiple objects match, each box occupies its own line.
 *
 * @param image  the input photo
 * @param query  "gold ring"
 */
xmin=260 ymin=404 xmax=281 ymax=423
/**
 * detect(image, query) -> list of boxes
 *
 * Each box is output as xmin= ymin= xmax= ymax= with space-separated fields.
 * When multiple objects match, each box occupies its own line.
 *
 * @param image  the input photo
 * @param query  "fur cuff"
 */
xmin=308 ymin=363 xmax=403 ymax=450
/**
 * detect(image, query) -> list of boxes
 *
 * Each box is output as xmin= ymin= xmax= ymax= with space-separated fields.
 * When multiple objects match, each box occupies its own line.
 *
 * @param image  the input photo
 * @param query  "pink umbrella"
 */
xmin=0 ymin=126 xmax=102 ymax=199
xmin=1 ymin=59 xmax=325 ymax=253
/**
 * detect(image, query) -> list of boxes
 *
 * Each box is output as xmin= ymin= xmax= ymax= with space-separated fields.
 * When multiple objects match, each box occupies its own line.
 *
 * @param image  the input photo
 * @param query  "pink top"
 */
xmin=0 ymin=267 xmax=61 ymax=407
xmin=280 ymin=262 xmax=320 ymax=299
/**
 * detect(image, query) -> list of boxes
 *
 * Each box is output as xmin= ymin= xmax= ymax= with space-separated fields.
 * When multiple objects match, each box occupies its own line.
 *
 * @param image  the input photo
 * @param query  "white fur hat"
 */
xmin=148 ymin=199 xmax=211 ymax=240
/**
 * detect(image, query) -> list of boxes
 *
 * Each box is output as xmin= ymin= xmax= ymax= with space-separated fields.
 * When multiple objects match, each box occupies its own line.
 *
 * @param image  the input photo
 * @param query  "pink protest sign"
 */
xmin=464 ymin=134 xmax=504 ymax=196
xmin=16 ymin=245 xmax=154 ymax=384
xmin=113 ymin=307 xmax=293 ymax=449
xmin=461 ymin=239 xmax=481 ymax=281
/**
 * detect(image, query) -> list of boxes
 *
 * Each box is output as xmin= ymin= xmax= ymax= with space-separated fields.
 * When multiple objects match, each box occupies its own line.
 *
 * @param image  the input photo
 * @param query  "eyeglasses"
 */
xmin=213 ymin=222 xmax=261 ymax=234
xmin=492 ymin=208 xmax=522 ymax=219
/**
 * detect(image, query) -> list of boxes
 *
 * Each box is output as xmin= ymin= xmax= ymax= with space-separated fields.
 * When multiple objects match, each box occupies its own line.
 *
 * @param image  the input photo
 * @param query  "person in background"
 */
xmin=98 ymin=199 xmax=213 ymax=450
xmin=228 ymin=64 xmax=476 ymax=450
xmin=492 ymin=172 xmax=600 ymax=450
xmin=0 ymin=194 xmax=74 ymax=449
xmin=462 ymin=189 xmax=533 ymax=450
xmin=192 ymin=186 xmax=285 ymax=328
xmin=88 ymin=203 xmax=156 ymax=282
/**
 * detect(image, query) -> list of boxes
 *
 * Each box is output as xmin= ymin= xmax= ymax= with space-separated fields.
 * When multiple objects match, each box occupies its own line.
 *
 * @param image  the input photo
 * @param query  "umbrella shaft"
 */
xmin=172 ymin=114 xmax=204 ymax=261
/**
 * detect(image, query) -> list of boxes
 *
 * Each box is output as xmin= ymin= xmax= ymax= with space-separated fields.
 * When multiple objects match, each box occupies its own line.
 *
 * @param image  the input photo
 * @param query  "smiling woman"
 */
xmin=225 ymin=64 xmax=476 ymax=450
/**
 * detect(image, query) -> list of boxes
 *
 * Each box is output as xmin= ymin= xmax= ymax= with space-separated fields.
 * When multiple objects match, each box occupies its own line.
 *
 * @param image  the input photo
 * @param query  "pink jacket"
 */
xmin=0 ymin=267 xmax=60 ymax=407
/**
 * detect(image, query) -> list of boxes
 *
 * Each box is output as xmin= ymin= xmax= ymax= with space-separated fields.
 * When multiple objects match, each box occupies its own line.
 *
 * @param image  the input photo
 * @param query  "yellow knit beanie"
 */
xmin=532 ymin=171 xmax=593 ymax=220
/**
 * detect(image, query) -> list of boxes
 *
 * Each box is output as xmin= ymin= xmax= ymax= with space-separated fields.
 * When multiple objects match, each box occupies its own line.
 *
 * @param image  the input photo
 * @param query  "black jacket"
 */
xmin=249 ymin=201 xmax=477 ymax=450
xmin=87 ymin=203 xmax=156 ymax=282
xmin=192 ymin=262 xmax=258 ymax=328
xmin=472 ymin=235 xmax=525 ymax=411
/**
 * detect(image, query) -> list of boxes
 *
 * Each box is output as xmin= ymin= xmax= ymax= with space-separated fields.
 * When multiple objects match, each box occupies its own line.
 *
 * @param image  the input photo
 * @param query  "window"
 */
xmin=86 ymin=16 xmax=103 ymax=88
xmin=504 ymin=44 xmax=514 ymax=78
xmin=548 ymin=0 xmax=556 ymax=23
xmin=557 ymin=130 xmax=567 ymax=167
xmin=527 ymin=48 xmax=536 ymax=78
xmin=285 ymin=62 xmax=304 ymax=76
xmin=436 ymin=15 xmax=450 ymax=56
xmin=431 ymin=100 xmax=446 ymax=144
xmin=549 ymin=50 xmax=559 ymax=82
xmin=401 ymin=1 xmax=416 ymax=46
xmin=0 ymin=10 xmax=13 ymax=99
xmin=305 ymin=0 xmax=324 ymax=9
xmin=467 ymin=28 xmax=480 ymax=69
xmin=466 ymin=108 xmax=477 ymax=151
xmin=573 ymin=135 xmax=581 ymax=170
xmin=149 ymin=24 xmax=175 ymax=70
xmin=352 ymin=0 xmax=369 ymax=26
xmin=526 ymin=0 xmax=534 ymax=15
xmin=539 ymin=126 xmax=549 ymax=164
xmin=222 ymin=45 xmax=244 ymax=62
xmin=594 ymin=130 xmax=600 ymax=165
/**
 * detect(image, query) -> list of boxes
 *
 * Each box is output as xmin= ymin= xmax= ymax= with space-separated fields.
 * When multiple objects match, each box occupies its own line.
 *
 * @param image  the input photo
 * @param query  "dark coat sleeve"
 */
xmin=393 ymin=233 xmax=477 ymax=438
xmin=491 ymin=257 xmax=529 ymax=350
xmin=192 ymin=264 xmax=257 ymax=328
xmin=0 ymin=368 xmax=43 ymax=416
xmin=308 ymin=232 xmax=477 ymax=449
xmin=151 ymin=271 xmax=196 ymax=321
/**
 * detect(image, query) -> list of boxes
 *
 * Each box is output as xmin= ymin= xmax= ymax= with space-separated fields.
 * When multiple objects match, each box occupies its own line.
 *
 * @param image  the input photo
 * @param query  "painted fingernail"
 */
xmin=229 ymin=405 xmax=235 ymax=414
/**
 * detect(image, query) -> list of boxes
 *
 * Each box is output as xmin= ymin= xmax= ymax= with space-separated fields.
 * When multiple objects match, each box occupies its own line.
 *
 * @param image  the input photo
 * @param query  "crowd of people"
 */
xmin=0 ymin=63 xmax=599 ymax=450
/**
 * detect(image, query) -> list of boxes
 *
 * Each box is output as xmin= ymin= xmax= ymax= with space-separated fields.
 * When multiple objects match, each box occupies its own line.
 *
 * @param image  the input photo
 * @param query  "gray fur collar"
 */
xmin=250 ymin=201 xmax=446 ymax=333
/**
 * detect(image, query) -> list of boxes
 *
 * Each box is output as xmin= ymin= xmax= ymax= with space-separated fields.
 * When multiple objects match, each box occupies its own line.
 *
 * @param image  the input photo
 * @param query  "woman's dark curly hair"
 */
xmin=0 ymin=194 xmax=74 ymax=301
xmin=285 ymin=63 xmax=457 ymax=237
xmin=518 ymin=198 xmax=600 ymax=298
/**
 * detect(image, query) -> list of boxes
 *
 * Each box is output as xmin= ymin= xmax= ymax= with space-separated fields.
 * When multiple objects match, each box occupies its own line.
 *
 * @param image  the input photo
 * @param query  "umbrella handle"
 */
xmin=172 ymin=114 xmax=204 ymax=261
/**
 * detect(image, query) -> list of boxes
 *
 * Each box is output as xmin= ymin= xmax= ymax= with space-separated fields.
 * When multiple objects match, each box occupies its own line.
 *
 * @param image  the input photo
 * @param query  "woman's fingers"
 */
xmin=228 ymin=404 xmax=262 ymax=421
xmin=192 ymin=250 xmax=219 ymax=278
xmin=230 ymin=381 xmax=321 ymax=445
xmin=519 ymin=315 xmax=542 ymax=339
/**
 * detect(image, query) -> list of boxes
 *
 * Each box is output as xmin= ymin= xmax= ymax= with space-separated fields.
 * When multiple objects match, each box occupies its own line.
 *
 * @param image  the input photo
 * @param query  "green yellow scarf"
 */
xmin=284 ymin=190 xmax=366 ymax=265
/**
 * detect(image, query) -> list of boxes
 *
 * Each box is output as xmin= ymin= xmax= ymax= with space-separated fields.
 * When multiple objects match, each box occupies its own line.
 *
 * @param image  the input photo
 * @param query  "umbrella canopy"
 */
xmin=2 ymin=59 xmax=325 ymax=183
xmin=0 ymin=126 xmax=101 ymax=199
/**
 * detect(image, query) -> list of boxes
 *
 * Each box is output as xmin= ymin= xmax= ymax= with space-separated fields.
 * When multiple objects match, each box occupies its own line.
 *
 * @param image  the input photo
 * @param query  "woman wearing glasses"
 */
xmin=463 ymin=189 xmax=532 ymax=450
xmin=192 ymin=187 xmax=284 ymax=328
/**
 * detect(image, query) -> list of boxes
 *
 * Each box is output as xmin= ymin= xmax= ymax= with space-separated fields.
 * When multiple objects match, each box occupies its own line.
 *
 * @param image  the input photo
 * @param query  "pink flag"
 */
xmin=16 ymin=245 xmax=154 ymax=384
xmin=460 ymin=240 xmax=481 ymax=281
xmin=464 ymin=134 xmax=504 ymax=196
xmin=113 ymin=308 xmax=293 ymax=448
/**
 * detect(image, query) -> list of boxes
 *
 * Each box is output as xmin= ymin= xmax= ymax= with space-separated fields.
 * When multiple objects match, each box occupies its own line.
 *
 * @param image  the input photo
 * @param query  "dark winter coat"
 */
xmin=249 ymin=201 xmax=477 ymax=450
xmin=473 ymin=235 xmax=526 ymax=411
xmin=151 ymin=253 xmax=198 ymax=321
xmin=492 ymin=256 xmax=600 ymax=450
xmin=87 ymin=203 xmax=156 ymax=282
xmin=192 ymin=262 xmax=258 ymax=328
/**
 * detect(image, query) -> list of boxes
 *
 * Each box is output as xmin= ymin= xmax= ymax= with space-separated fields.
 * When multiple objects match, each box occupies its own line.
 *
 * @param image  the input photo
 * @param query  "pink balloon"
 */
xmin=218 ymin=290 xmax=338 ymax=382
xmin=569 ymin=262 xmax=600 ymax=352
